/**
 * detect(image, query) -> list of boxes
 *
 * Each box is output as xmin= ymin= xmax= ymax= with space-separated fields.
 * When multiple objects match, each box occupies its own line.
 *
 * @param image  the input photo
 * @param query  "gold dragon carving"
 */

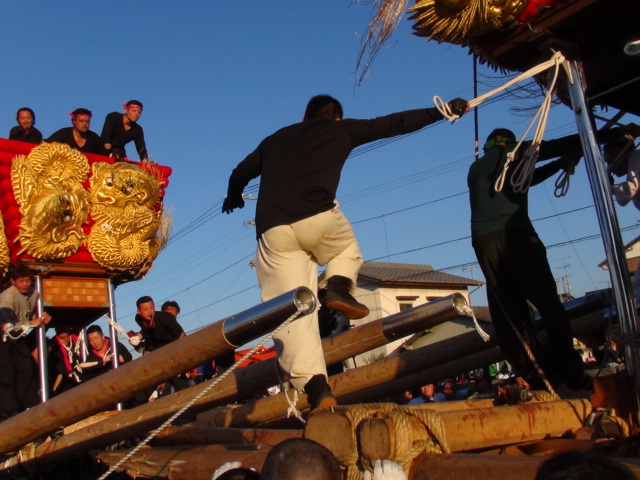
xmin=410 ymin=0 xmax=527 ymax=44
xmin=8 ymin=143 xmax=170 ymax=278
xmin=0 ymin=214 xmax=9 ymax=276
xmin=87 ymin=162 xmax=170 ymax=277
xmin=11 ymin=142 xmax=90 ymax=259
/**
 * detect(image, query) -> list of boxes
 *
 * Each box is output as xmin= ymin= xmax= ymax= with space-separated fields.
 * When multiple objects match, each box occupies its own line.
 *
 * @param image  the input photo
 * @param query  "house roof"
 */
xmin=357 ymin=261 xmax=484 ymax=288
xmin=598 ymin=234 xmax=640 ymax=269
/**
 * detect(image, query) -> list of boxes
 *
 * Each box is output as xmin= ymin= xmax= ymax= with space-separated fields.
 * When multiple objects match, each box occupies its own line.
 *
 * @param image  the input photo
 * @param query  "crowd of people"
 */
xmin=6 ymin=102 xmax=149 ymax=161
xmin=0 ymin=261 xmax=204 ymax=419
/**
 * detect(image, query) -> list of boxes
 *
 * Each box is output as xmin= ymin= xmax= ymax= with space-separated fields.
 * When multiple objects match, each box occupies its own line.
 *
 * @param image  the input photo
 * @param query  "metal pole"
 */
xmin=565 ymin=59 xmax=640 ymax=408
xmin=107 ymin=279 xmax=120 ymax=371
xmin=106 ymin=278 xmax=123 ymax=411
xmin=34 ymin=275 xmax=49 ymax=403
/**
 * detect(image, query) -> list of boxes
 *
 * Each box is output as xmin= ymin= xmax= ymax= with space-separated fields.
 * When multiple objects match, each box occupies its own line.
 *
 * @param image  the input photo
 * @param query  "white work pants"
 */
xmin=256 ymin=206 xmax=363 ymax=392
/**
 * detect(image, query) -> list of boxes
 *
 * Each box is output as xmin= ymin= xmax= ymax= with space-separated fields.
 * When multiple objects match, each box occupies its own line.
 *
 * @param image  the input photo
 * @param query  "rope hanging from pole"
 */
xmin=433 ymin=51 xmax=570 ymax=193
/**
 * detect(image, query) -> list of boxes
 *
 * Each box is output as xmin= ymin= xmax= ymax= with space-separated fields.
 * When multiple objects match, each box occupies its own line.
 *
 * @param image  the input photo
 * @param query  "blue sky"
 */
xmin=2 ymin=2 xmax=638 ymax=338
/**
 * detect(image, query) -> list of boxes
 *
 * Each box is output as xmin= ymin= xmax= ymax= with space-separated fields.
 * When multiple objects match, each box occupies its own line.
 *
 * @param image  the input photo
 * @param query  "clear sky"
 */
xmin=2 ymin=2 xmax=638 ymax=340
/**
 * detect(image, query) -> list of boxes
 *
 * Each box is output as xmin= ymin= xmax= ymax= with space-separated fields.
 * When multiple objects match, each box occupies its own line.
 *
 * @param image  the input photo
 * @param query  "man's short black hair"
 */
xmin=161 ymin=300 xmax=180 ymax=314
xmin=86 ymin=325 xmax=104 ymax=336
xmin=16 ymin=107 xmax=36 ymax=124
xmin=8 ymin=262 xmax=35 ymax=281
xmin=71 ymin=108 xmax=92 ymax=117
xmin=125 ymin=100 xmax=143 ymax=109
xmin=304 ymin=95 xmax=343 ymax=121
xmin=136 ymin=296 xmax=154 ymax=308
xmin=261 ymin=438 xmax=341 ymax=480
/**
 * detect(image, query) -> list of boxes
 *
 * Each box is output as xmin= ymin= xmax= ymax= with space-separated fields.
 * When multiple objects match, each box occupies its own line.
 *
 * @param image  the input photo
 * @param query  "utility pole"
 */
xmin=554 ymin=256 xmax=572 ymax=297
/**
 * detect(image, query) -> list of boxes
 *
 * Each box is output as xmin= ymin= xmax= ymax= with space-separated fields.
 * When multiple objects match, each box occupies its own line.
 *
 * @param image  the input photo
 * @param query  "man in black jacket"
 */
xmin=467 ymin=127 xmax=633 ymax=392
xmin=222 ymin=95 xmax=469 ymax=409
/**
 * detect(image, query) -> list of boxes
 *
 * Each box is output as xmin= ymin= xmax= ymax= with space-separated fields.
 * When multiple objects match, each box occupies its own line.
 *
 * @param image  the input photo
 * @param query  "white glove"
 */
xmin=364 ymin=460 xmax=407 ymax=480
xmin=211 ymin=461 xmax=241 ymax=480
xmin=129 ymin=335 xmax=141 ymax=347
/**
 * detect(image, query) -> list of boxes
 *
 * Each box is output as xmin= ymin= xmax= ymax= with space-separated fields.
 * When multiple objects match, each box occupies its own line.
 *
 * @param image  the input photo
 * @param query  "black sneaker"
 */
xmin=324 ymin=275 xmax=369 ymax=319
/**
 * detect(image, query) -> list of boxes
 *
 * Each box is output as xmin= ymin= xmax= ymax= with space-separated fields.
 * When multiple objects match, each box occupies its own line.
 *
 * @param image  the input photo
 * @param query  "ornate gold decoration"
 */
xmin=87 ymin=162 xmax=169 ymax=276
xmin=11 ymin=143 xmax=90 ymax=259
xmin=0 ymin=214 xmax=10 ymax=276
xmin=409 ymin=0 xmax=527 ymax=44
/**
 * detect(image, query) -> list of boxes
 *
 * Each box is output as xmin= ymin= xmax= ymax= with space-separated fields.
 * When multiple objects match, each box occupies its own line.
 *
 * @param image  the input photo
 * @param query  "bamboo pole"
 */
xmin=0 ymin=293 xmax=466 ymax=477
xmin=0 ymin=287 xmax=315 ymax=456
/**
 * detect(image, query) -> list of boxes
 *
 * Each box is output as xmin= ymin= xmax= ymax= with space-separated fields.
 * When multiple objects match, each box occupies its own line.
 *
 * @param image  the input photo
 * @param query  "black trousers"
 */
xmin=473 ymin=229 xmax=584 ymax=388
xmin=0 ymin=337 xmax=40 ymax=418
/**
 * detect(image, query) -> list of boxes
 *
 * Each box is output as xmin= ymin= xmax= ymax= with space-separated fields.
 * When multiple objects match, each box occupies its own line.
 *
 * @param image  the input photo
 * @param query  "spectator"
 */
xmin=130 ymin=295 xmax=189 ymax=393
xmin=82 ymin=324 xmax=133 ymax=382
xmin=0 ymin=262 xmax=51 ymax=418
xmin=100 ymin=100 xmax=148 ymax=161
xmin=47 ymin=108 xmax=106 ymax=155
xmin=408 ymin=384 xmax=435 ymax=405
xmin=433 ymin=379 xmax=457 ymax=402
xmin=161 ymin=300 xmax=180 ymax=319
xmin=9 ymin=107 xmax=42 ymax=144
xmin=535 ymin=450 xmax=637 ymax=480
xmin=260 ymin=438 xmax=342 ymax=480
xmin=48 ymin=326 xmax=82 ymax=395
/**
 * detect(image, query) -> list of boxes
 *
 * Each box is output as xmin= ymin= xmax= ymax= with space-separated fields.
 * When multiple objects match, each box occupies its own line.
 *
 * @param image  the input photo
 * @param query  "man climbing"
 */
xmin=222 ymin=94 xmax=469 ymax=409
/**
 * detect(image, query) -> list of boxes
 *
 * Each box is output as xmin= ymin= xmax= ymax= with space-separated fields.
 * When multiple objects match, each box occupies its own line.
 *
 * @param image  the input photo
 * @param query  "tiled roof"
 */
xmin=358 ymin=261 xmax=483 ymax=287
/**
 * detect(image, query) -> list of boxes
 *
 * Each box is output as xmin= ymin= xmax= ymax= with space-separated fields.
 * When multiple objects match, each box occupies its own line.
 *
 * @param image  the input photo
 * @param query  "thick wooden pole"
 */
xmin=408 ymin=453 xmax=640 ymax=480
xmin=151 ymin=425 xmax=302 ymax=447
xmin=357 ymin=399 xmax=591 ymax=457
xmin=94 ymin=445 xmax=269 ymax=480
xmin=0 ymin=294 xmax=466 ymax=476
xmin=0 ymin=287 xmax=314 ymax=456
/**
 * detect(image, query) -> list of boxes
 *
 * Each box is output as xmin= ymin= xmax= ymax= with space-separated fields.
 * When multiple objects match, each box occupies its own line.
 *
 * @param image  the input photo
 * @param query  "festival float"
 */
xmin=1 ymin=0 xmax=640 ymax=478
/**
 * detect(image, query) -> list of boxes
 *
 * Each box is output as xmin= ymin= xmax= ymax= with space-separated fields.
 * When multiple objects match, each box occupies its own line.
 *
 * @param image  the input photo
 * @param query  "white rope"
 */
xmin=460 ymin=306 xmax=490 ymax=342
xmin=97 ymin=309 xmax=304 ymax=480
xmin=434 ymin=51 xmax=566 ymax=122
xmin=284 ymin=389 xmax=305 ymax=423
xmin=2 ymin=324 xmax=32 ymax=342
xmin=494 ymin=54 xmax=563 ymax=193
xmin=104 ymin=315 xmax=129 ymax=339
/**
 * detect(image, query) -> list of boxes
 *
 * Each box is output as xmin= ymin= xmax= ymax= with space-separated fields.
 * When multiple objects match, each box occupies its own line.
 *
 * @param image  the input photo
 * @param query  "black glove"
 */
xmin=557 ymin=153 xmax=581 ymax=171
xmin=622 ymin=122 xmax=640 ymax=139
xmin=448 ymin=98 xmax=469 ymax=117
xmin=222 ymin=195 xmax=245 ymax=214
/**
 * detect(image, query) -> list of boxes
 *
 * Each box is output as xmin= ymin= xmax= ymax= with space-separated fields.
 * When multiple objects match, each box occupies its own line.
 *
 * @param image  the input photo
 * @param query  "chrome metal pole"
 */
xmin=107 ymin=278 xmax=123 ymax=411
xmin=566 ymin=59 xmax=640 ymax=407
xmin=35 ymin=275 xmax=49 ymax=403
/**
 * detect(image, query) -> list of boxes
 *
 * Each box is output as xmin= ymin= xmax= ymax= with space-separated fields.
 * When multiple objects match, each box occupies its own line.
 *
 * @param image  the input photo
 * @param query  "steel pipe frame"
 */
xmin=565 ymin=59 xmax=640 ymax=409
